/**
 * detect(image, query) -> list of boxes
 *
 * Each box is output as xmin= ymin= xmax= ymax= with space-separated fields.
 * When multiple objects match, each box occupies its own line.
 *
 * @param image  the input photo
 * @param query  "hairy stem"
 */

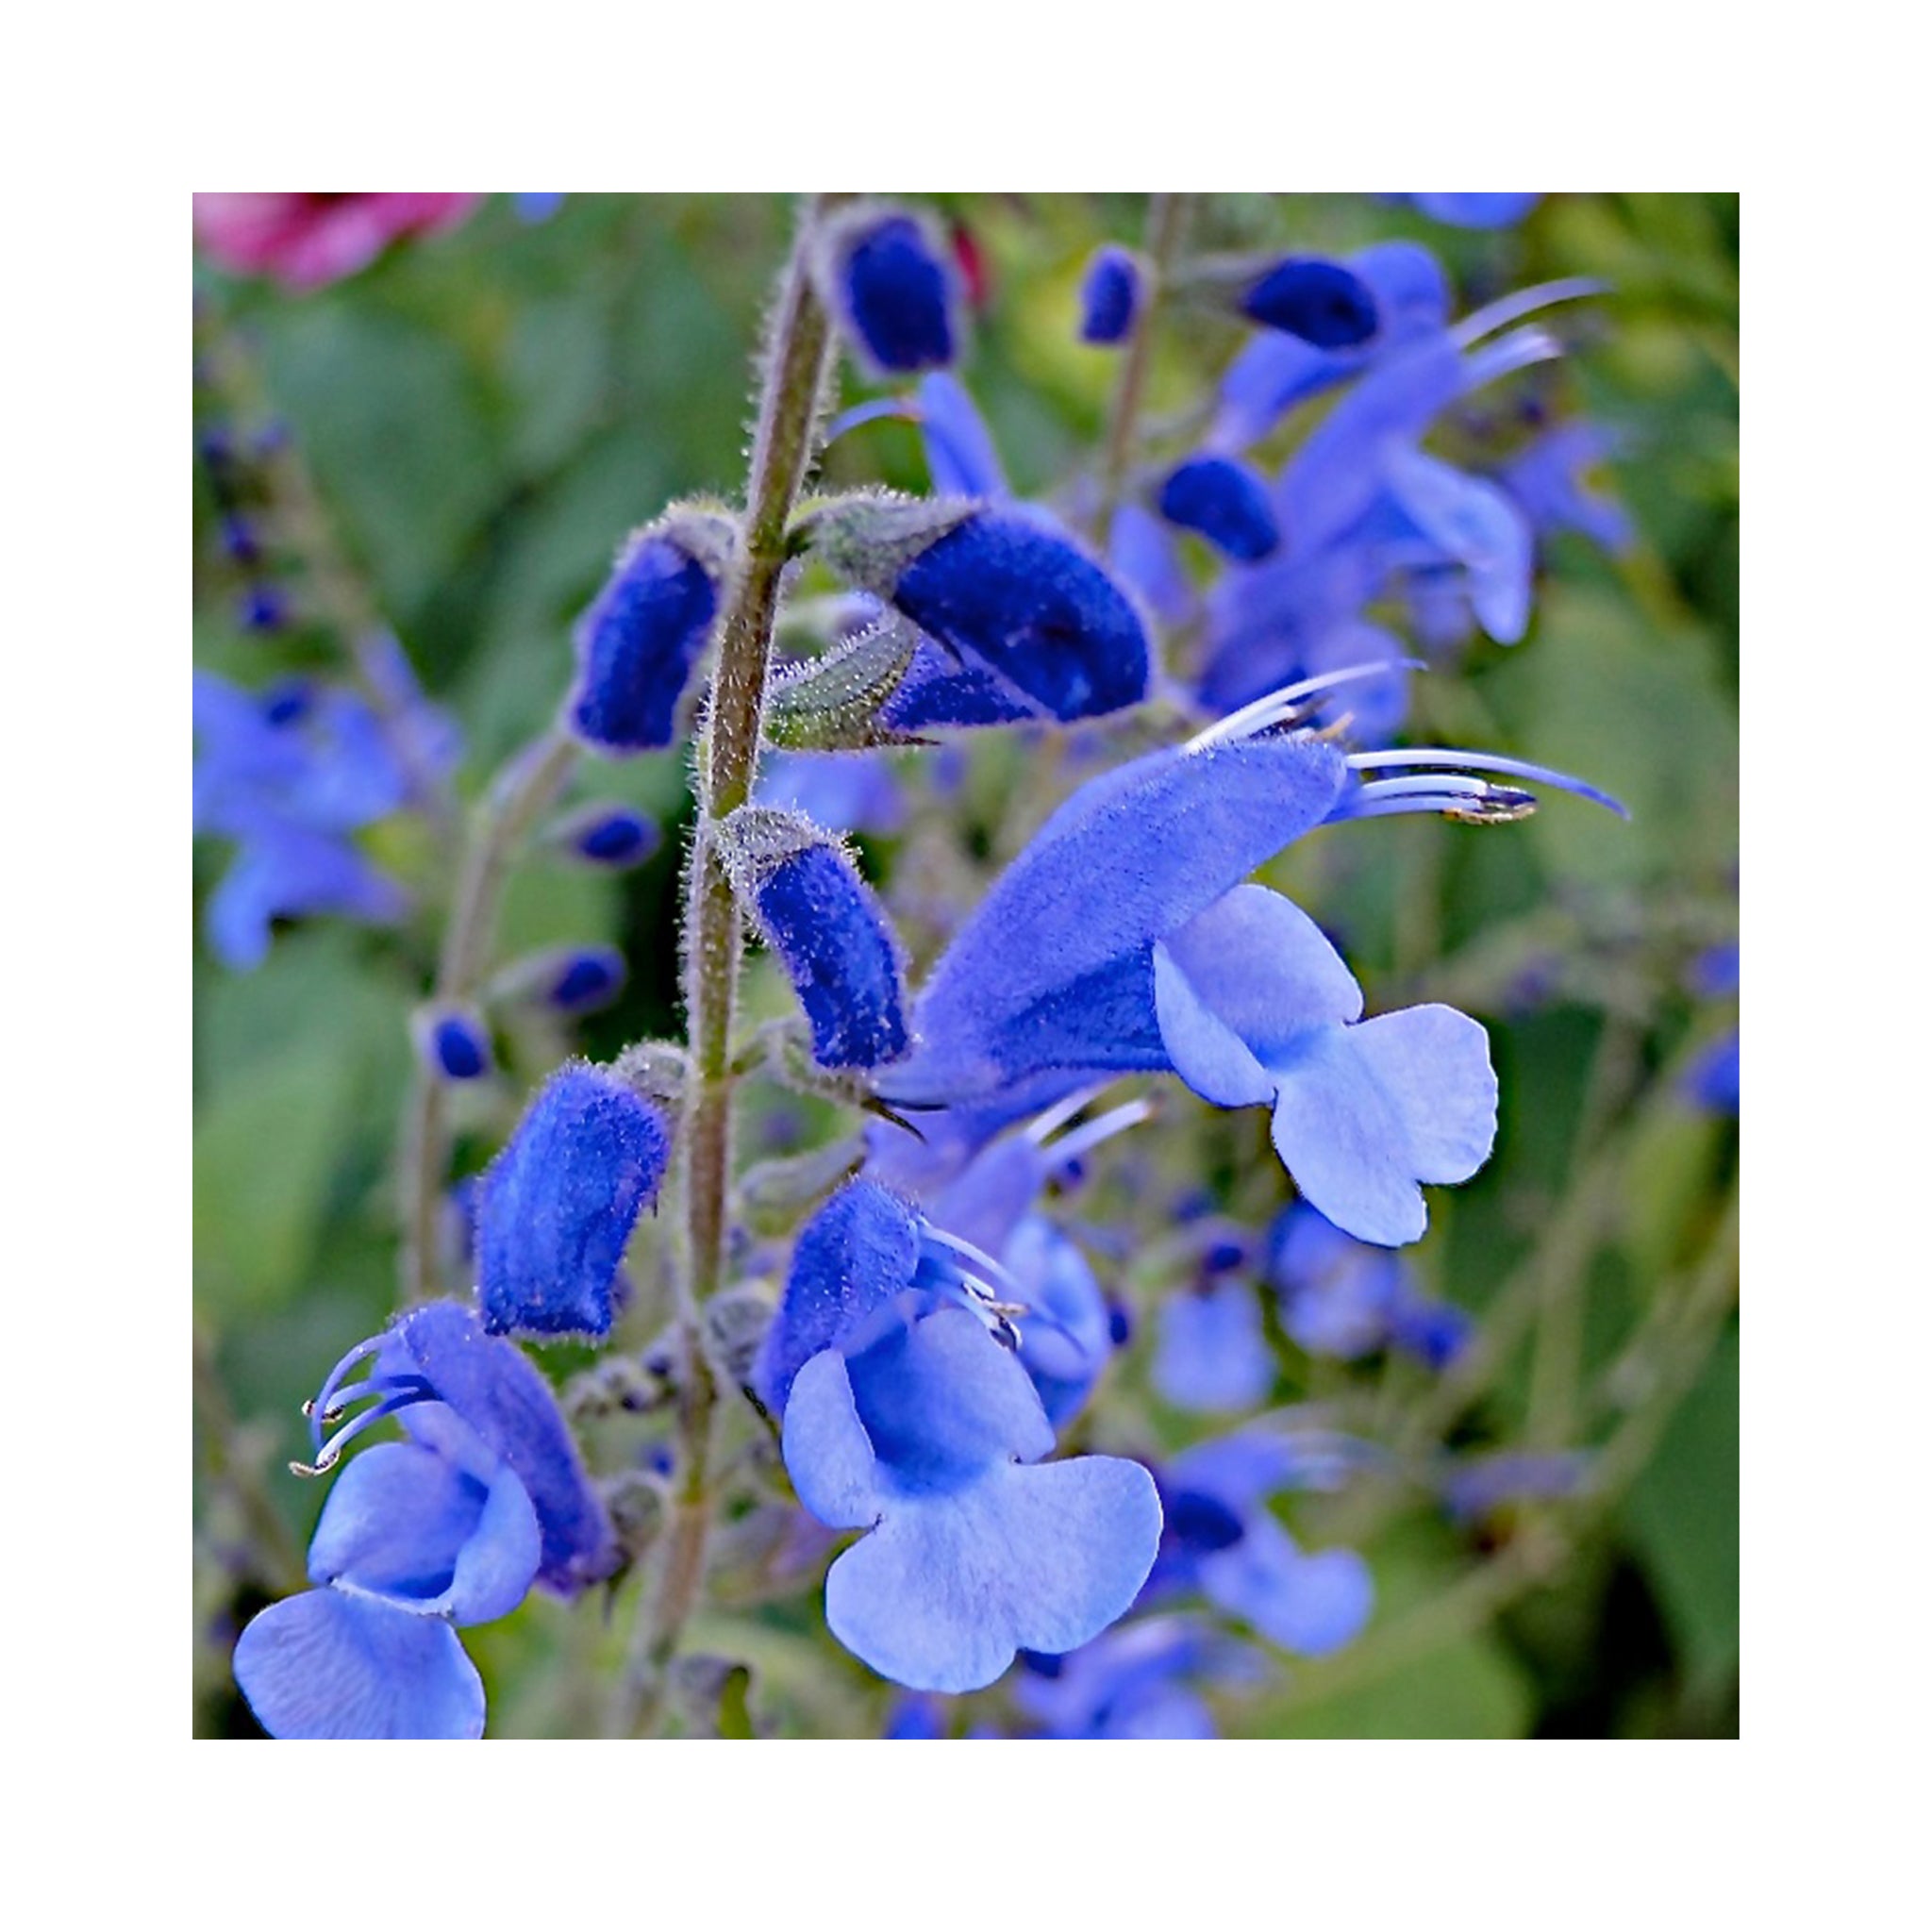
xmin=1094 ymin=193 xmax=1191 ymax=534
xmin=621 ymin=195 xmax=840 ymax=1734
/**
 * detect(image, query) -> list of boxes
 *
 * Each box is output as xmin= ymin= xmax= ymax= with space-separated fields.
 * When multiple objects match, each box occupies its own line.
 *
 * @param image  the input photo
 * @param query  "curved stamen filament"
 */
xmin=822 ymin=396 xmax=920 ymax=448
xmin=1348 ymin=747 xmax=1628 ymax=817
xmin=291 ymin=1382 xmax=439 ymax=1477
xmin=1042 ymin=1097 xmax=1154 ymax=1172
xmin=1464 ymin=325 xmax=1564 ymax=396
xmin=1451 ymin=277 xmax=1608 ymax=351
xmin=1187 ymin=658 xmax=1424 ymax=753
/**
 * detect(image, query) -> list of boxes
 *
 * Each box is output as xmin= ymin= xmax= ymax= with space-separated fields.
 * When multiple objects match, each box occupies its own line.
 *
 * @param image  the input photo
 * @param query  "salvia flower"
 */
xmin=565 ymin=511 xmax=736 ymax=754
xmin=1267 ymin=1201 xmax=1471 ymax=1364
xmin=1077 ymin=244 xmax=1142 ymax=345
xmin=193 ymin=670 xmax=447 ymax=970
xmin=475 ymin=1061 xmax=674 ymax=1339
xmin=233 ymin=1303 xmax=617 ymax=1738
xmin=1149 ymin=1431 xmax=1374 ymax=1656
xmin=885 ymin=675 xmax=1618 ymax=1239
xmin=1154 ymin=1276 xmax=1274 ymax=1413
xmin=1157 ymin=455 xmax=1282 ymax=561
xmin=1013 ymin=1616 xmax=1252 ymax=1739
xmin=501 ymin=943 xmax=630 ymax=1016
xmin=818 ymin=206 xmax=960 ymax=377
xmin=193 ymin=193 xmax=482 ymax=291
xmin=756 ymin=1181 xmax=1162 ymax=1693
xmin=718 ymin=807 xmax=909 ymax=1070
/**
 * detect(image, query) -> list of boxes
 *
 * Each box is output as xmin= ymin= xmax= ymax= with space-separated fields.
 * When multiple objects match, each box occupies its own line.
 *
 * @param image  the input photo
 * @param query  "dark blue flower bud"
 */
xmin=798 ymin=495 xmax=1149 ymax=723
xmin=494 ymin=944 xmax=629 ymax=1015
xmin=476 ymin=1060 xmax=674 ymax=1339
xmin=565 ymin=510 xmax=737 ymax=755
xmin=551 ymin=802 xmax=661 ymax=870
xmin=1241 ymin=258 xmax=1379 ymax=348
xmin=221 ymin=513 xmax=262 ymax=565
xmin=413 ymin=1003 xmax=494 ymax=1082
xmin=1156 ymin=457 xmax=1282 ymax=561
xmin=240 ymin=584 xmax=288 ymax=632
xmin=819 ymin=205 xmax=959 ymax=376
xmin=718 ymin=807 xmax=909 ymax=1071
xmin=1078 ymin=244 xmax=1141 ymax=345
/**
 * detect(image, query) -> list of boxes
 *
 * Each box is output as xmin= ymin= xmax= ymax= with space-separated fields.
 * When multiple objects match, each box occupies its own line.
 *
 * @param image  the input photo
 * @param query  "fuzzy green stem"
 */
xmin=621 ymin=195 xmax=840 ymax=1735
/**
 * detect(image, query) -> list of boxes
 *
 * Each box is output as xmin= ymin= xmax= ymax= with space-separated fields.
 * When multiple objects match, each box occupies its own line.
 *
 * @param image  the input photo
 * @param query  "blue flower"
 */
xmin=1407 ymin=192 xmax=1541 ymax=229
xmin=719 ymin=808 xmax=909 ymax=1070
xmin=1499 ymin=422 xmax=1633 ymax=554
xmin=821 ymin=207 xmax=959 ymax=376
xmin=758 ymin=1181 xmax=1162 ymax=1693
xmin=476 ymin=1061 xmax=674 ymax=1339
xmin=1149 ymin=1431 xmax=1374 ymax=1656
xmin=233 ymin=1304 xmax=617 ymax=1738
xmin=1077 ymin=244 xmax=1141 ymax=345
xmin=915 ymin=372 xmax=1008 ymax=499
xmin=1680 ymin=942 xmax=1739 ymax=1115
xmin=1440 ymin=1449 xmax=1591 ymax=1523
xmin=193 ymin=670 xmax=450 ymax=970
xmin=1211 ymin=242 xmax=1451 ymax=453
xmin=1013 ymin=1616 xmax=1251 ymax=1739
xmin=1153 ymin=1276 xmax=1273 ymax=1413
xmin=1202 ymin=275 xmax=1605 ymax=723
xmin=1239 ymin=258 xmax=1380 ymax=347
xmin=565 ymin=513 xmax=734 ymax=755
xmin=1266 ymin=1201 xmax=1471 ymax=1364
xmin=1157 ymin=455 xmax=1281 ymax=561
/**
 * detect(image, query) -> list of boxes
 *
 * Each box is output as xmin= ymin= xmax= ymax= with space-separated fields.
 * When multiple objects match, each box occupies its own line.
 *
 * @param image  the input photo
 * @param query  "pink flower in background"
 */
xmin=192 ymin=194 xmax=482 ymax=290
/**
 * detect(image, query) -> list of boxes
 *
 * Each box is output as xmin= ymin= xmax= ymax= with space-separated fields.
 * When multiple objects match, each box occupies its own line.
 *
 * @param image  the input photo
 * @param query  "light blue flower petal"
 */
xmin=233 ymin=1590 xmax=486 ymax=1740
xmin=1268 ymin=1005 xmax=1495 ymax=1244
xmin=1198 ymin=1520 xmax=1373 ymax=1656
xmin=1152 ymin=940 xmax=1274 ymax=1108
xmin=824 ymin=1454 xmax=1163 ymax=1692
xmin=1348 ymin=1005 xmax=1498 ymax=1184
xmin=848 ymin=1307 xmax=1055 ymax=1488
xmin=1161 ymin=884 xmax=1364 ymax=1060
xmin=1382 ymin=445 xmax=1533 ymax=641
xmin=306 ymin=1441 xmax=539 ymax=1624
xmin=1152 ymin=1281 xmax=1273 ymax=1413
xmin=782 ymin=1348 xmax=885 ymax=1528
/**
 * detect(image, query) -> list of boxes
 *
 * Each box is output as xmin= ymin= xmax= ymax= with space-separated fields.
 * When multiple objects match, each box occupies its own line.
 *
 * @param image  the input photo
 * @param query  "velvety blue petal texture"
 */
xmin=1241 ymin=258 xmax=1380 ymax=347
xmin=476 ymin=1062 xmax=673 ymax=1339
xmin=1158 ymin=456 xmax=1282 ymax=560
xmin=234 ymin=1591 xmax=486 ymax=1740
xmin=831 ymin=211 xmax=958 ymax=375
xmin=755 ymin=1179 xmax=924 ymax=1415
xmin=889 ymin=511 xmax=1151 ymax=723
xmin=1078 ymin=244 xmax=1141 ymax=344
xmin=566 ymin=525 xmax=725 ymax=753
xmin=736 ymin=832 xmax=909 ymax=1070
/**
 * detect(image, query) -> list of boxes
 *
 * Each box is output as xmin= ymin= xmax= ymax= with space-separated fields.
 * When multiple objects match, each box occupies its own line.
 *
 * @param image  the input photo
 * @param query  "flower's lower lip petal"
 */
xmin=1198 ymin=1519 xmax=1374 ymax=1657
xmin=234 ymin=1590 xmax=485 ymax=1740
xmin=824 ymin=1455 xmax=1163 ymax=1694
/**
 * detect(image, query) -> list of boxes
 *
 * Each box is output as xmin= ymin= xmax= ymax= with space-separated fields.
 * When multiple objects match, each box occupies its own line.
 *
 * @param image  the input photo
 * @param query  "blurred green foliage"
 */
xmin=193 ymin=194 xmax=1737 ymax=1739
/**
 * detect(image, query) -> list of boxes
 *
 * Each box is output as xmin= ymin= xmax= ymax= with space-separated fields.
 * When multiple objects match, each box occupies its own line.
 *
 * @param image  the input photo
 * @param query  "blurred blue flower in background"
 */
xmin=192 ymin=669 xmax=455 ymax=969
